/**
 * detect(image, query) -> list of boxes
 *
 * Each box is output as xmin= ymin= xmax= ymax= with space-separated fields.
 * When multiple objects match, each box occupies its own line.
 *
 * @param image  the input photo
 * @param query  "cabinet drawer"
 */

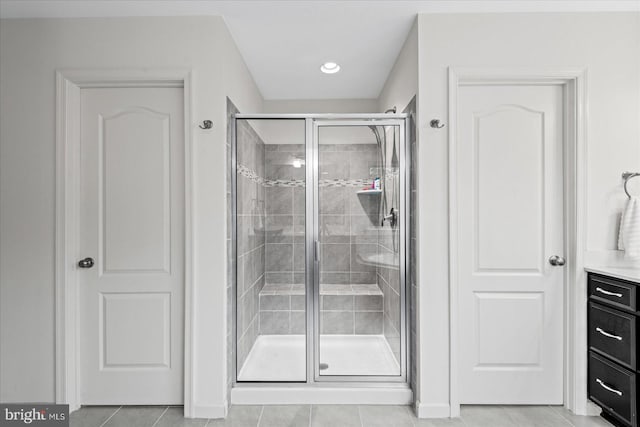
xmin=589 ymin=351 xmax=637 ymax=427
xmin=589 ymin=274 xmax=637 ymax=311
xmin=589 ymin=302 xmax=636 ymax=369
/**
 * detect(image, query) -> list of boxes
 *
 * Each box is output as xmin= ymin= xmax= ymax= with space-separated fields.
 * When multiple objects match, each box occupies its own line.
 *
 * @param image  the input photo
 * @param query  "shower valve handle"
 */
xmin=382 ymin=208 xmax=397 ymax=227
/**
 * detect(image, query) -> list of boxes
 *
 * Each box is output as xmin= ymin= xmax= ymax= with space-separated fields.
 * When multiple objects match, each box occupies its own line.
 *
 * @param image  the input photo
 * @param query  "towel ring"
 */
xmin=623 ymin=172 xmax=640 ymax=198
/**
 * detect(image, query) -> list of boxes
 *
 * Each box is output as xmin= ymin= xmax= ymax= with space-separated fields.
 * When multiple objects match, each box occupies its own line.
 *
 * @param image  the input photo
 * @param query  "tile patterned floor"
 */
xmin=70 ymin=405 xmax=614 ymax=427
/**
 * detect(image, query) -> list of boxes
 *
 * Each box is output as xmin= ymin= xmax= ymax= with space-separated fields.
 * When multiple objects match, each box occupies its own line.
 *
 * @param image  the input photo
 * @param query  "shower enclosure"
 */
xmin=232 ymin=114 xmax=408 ymax=385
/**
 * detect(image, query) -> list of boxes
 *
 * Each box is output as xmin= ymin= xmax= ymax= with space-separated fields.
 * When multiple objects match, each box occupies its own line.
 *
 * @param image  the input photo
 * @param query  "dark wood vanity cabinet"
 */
xmin=588 ymin=272 xmax=640 ymax=427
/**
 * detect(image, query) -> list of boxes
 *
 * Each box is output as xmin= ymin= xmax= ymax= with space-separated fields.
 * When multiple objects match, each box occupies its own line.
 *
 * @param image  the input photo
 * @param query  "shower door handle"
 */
xmin=314 ymin=240 xmax=320 ymax=262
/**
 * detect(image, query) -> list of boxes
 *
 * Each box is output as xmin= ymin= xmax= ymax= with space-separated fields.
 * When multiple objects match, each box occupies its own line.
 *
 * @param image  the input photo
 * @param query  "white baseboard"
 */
xmin=571 ymin=401 xmax=601 ymax=417
xmin=567 ymin=394 xmax=603 ymax=416
xmin=67 ymin=403 xmax=81 ymax=414
xmin=192 ymin=403 xmax=228 ymax=419
xmin=585 ymin=401 xmax=601 ymax=416
xmin=414 ymin=401 xmax=451 ymax=418
xmin=231 ymin=386 xmax=413 ymax=405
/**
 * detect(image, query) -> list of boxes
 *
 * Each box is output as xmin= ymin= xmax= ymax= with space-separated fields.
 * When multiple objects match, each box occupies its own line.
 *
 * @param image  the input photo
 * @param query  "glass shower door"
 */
xmin=234 ymin=115 xmax=407 ymax=384
xmin=314 ymin=120 xmax=405 ymax=379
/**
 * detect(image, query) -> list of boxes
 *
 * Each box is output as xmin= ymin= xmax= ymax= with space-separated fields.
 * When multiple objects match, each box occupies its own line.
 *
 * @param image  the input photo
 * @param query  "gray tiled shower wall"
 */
xmin=317 ymin=143 xmax=380 ymax=285
xmin=235 ymin=116 xmax=267 ymax=370
xmin=378 ymin=244 xmax=401 ymax=363
xmin=317 ymin=143 xmax=383 ymax=334
xmin=259 ymin=143 xmax=385 ymax=335
xmin=261 ymin=143 xmax=306 ymax=336
xmin=263 ymin=144 xmax=306 ymax=287
xmin=377 ymin=129 xmax=402 ymax=365
xmin=261 ymin=143 xmax=381 ymax=289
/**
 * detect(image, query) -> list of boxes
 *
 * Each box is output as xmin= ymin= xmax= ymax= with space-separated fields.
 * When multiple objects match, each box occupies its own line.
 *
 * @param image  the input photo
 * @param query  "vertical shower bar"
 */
xmin=312 ymin=121 xmax=321 ymax=382
xmin=231 ymin=115 xmax=238 ymax=384
xmin=400 ymin=119 xmax=408 ymax=380
xmin=305 ymin=118 xmax=315 ymax=383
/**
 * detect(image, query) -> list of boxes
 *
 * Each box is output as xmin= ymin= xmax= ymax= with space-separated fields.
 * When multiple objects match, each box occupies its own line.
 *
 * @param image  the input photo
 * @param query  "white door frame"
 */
xmin=54 ymin=69 xmax=194 ymax=414
xmin=448 ymin=67 xmax=591 ymax=416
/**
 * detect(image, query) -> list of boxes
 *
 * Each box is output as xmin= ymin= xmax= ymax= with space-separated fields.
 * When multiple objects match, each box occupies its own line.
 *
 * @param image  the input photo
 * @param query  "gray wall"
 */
xmin=0 ymin=17 xmax=264 ymax=408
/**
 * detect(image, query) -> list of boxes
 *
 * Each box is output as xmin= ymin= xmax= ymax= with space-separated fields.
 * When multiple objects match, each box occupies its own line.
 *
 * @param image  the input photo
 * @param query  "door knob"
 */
xmin=548 ymin=255 xmax=566 ymax=266
xmin=78 ymin=257 xmax=94 ymax=268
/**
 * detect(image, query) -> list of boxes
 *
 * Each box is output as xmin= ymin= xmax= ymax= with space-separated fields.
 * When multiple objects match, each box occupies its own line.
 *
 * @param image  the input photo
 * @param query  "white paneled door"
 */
xmin=79 ymin=87 xmax=184 ymax=404
xmin=457 ymin=84 xmax=565 ymax=404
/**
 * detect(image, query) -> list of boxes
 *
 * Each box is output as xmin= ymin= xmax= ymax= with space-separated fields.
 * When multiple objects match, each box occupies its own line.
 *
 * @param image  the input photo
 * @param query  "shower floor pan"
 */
xmin=237 ymin=334 xmax=399 ymax=382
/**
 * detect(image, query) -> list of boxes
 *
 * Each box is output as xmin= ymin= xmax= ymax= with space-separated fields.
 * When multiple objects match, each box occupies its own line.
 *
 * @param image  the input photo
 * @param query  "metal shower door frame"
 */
xmin=232 ymin=113 xmax=410 ymax=386
xmin=311 ymin=118 xmax=408 ymax=383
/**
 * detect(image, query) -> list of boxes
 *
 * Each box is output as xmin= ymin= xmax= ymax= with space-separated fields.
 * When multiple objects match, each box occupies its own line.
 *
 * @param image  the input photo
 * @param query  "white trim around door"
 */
xmin=448 ymin=67 xmax=594 ymax=417
xmin=54 ymin=68 xmax=194 ymax=415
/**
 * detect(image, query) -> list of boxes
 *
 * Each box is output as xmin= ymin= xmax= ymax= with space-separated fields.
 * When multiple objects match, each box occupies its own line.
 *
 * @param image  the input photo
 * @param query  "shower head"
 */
xmin=369 ymin=106 xmax=396 ymax=144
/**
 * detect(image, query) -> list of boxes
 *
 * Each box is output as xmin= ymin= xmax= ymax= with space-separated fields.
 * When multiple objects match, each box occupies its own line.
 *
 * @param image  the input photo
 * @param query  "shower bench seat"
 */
xmin=260 ymin=283 xmax=383 ymax=296
xmin=258 ymin=283 xmax=385 ymax=335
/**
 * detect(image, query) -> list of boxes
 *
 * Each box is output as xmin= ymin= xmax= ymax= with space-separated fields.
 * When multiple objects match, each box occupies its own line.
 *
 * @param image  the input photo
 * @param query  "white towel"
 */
xmin=618 ymin=197 xmax=640 ymax=260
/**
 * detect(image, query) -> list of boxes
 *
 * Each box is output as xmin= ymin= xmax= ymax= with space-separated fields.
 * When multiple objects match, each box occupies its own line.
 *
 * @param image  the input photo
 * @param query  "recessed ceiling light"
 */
xmin=320 ymin=62 xmax=340 ymax=74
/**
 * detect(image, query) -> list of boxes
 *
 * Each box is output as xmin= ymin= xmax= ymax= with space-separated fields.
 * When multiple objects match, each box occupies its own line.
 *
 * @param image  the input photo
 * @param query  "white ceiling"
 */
xmin=1 ymin=1 xmax=638 ymax=100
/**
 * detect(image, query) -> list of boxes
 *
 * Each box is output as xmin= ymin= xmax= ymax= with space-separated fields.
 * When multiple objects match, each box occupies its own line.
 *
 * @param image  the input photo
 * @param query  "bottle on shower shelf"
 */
xmin=374 ymin=177 xmax=381 ymax=190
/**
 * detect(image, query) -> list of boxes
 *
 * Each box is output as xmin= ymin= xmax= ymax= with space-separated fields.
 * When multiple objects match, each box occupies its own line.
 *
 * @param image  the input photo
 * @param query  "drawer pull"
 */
xmin=595 ymin=287 xmax=623 ymax=298
xmin=595 ymin=327 xmax=623 ymax=341
xmin=596 ymin=378 xmax=623 ymax=396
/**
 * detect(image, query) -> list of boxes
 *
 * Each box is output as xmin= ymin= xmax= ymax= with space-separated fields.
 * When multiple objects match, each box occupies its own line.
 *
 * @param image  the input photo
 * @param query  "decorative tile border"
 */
xmin=264 ymin=178 xmax=304 ymax=188
xmin=319 ymin=178 xmax=372 ymax=188
xmin=237 ymin=163 xmax=264 ymax=185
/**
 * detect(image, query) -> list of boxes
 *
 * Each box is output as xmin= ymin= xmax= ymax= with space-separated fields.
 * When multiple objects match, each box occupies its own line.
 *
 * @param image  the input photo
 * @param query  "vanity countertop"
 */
xmin=585 ymin=266 xmax=640 ymax=283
